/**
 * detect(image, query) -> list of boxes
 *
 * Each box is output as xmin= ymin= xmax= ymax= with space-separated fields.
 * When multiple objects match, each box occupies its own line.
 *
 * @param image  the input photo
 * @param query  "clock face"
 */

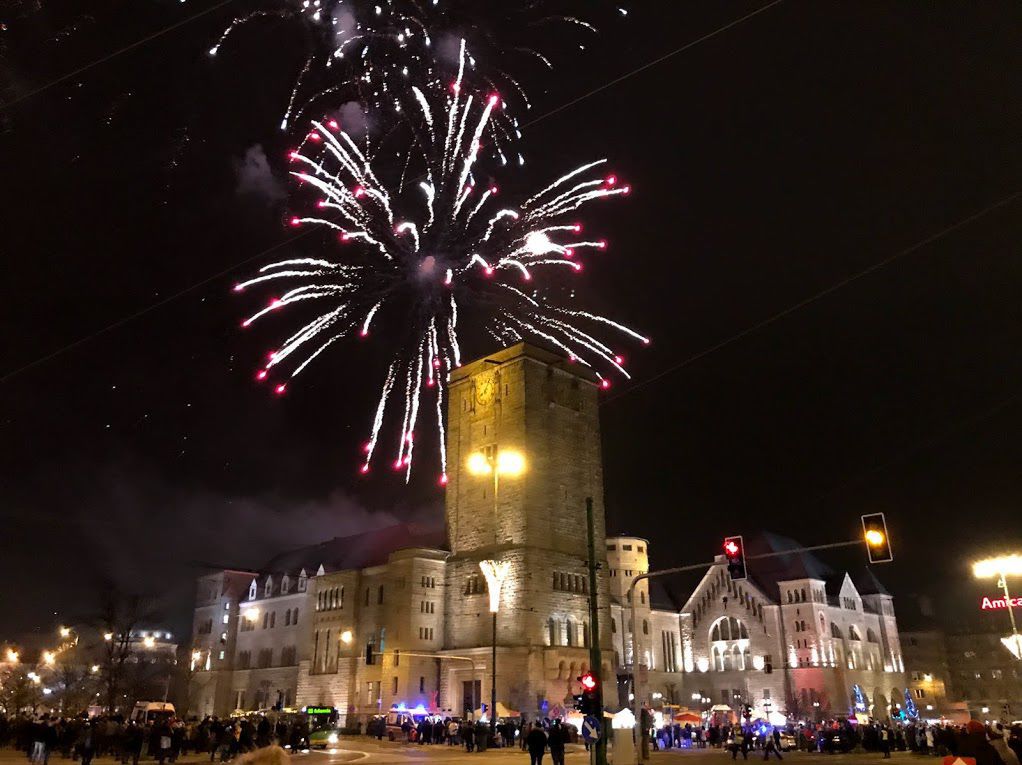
xmin=476 ymin=375 xmax=496 ymax=406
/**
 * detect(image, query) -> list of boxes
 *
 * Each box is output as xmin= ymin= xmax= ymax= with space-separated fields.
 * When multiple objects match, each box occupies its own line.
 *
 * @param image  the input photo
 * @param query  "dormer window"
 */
xmin=298 ymin=570 xmax=308 ymax=591
xmin=248 ymin=580 xmax=257 ymax=601
xmin=264 ymin=576 xmax=273 ymax=598
xmin=281 ymin=575 xmax=290 ymax=593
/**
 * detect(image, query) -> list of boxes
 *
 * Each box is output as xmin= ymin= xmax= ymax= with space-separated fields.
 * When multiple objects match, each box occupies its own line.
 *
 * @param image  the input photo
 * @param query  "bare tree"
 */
xmin=0 ymin=666 xmax=43 ymax=715
xmin=92 ymin=583 xmax=157 ymax=715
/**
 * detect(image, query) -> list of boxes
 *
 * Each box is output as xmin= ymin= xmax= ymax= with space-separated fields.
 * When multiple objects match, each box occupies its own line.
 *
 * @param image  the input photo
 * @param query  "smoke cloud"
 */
xmin=235 ymin=144 xmax=285 ymax=203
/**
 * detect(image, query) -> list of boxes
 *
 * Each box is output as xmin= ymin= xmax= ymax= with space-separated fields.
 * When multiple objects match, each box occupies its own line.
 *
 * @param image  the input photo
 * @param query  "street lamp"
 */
xmin=5 ymin=648 xmax=19 ymax=664
xmin=479 ymin=559 xmax=511 ymax=738
xmin=973 ymin=555 xmax=1022 ymax=659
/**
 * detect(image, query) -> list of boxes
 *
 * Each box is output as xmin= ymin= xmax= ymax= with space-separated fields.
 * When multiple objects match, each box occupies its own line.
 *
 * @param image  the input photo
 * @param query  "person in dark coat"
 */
xmin=958 ymin=721 xmax=1002 ymax=765
xmin=526 ymin=722 xmax=547 ymax=765
xmin=474 ymin=722 xmax=488 ymax=753
xmin=548 ymin=721 xmax=566 ymax=765
xmin=461 ymin=720 xmax=475 ymax=753
xmin=123 ymin=722 xmax=144 ymax=765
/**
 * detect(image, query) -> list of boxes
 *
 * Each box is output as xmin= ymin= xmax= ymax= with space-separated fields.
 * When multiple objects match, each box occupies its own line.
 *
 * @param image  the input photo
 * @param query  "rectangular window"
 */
xmin=638 ymin=546 xmax=645 ymax=553
xmin=392 ymin=677 xmax=398 ymax=695
xmin=622 ymin=544 xmax=633 ymax=551
xmin=763 ymin=689 xmax=771 ymax=700
xmin=914 ymin=689 xmax=925 ymax=699
xmin=419 ymin=676 xmax=425 ymax=693
xmin=222 ymin=614 xmax=230 ymax=624
xmin=991 ymin=669 xmax=1003 ymax=679
xmin=394 ymin=650 xmax=400 ymax=666
xmin=606 ymin=544 xmax=616 ymax=551
xmin=218 ymin=650 xmax=225 ymax=660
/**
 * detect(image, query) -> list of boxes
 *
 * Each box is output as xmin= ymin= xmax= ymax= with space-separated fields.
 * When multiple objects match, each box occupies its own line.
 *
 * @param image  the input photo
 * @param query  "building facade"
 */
xmin=189 ymin=344 xmax=611 ymax=722
xmin=606 ymin=537 xmax=908 ymax=721
xmin=188 ymin=343 xmax=907 ymax=723
xmin=901 ymin=629 xmax=1022 ymax=722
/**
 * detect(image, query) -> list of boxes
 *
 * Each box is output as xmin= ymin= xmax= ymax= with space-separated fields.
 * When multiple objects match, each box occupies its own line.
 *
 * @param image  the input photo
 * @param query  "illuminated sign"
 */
xmin=980 ymin=596 xmax=1022 ymax=610
xmin=304 ymin=706 xmax=334 ymax=715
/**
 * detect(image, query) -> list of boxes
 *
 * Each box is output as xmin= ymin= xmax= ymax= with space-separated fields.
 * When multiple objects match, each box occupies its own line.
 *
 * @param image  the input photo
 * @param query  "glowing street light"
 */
xmin=58 ymin=626 xmax=71 ymax=639
xmin=103 ymin=633 xmax=114 ymax=642
xmin=479 ymin=559 xmax=511 ymax=737
xmin=340 ymin=630 xmax=354 ymax=645
xmin=42 ymin=651 xmax=56 ymax=666
xmin=5 ymin=649 xmax=19 ymax=664
xmin=142 ymin=636 xmax=156 ymax=648
xmin=974 ymin=554 xmax=1022 ymax=660
xmin=90 ymin=665 xmax=100 ymax=674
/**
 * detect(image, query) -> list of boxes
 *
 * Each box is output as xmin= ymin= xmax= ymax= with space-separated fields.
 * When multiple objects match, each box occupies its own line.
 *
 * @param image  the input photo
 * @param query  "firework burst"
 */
xmin=234 ymin=40 xmax=647 ymax=484
xmin=207 ymin=0 xmax=627 ymax=134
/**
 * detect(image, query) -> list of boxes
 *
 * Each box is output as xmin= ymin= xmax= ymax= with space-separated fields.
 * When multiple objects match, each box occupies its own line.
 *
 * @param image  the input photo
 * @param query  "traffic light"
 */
xmin=861 ymin=513 xmax=893 ymax=563
xmin=723 ymin=536 xmax=747 ymax=581
xmin=578 ymin=672 xmax=599 ymax=715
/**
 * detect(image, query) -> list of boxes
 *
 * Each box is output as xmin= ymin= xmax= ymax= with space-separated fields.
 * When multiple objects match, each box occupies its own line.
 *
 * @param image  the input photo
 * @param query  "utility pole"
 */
xmin=586 ymin=497 xmax=608 ymax=765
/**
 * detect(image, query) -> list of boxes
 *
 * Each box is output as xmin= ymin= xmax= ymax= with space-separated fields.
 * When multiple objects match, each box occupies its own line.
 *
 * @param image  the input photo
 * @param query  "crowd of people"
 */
xmin=364 ymin=713 xmax=573 ymax=761
xmin=0 ymin=714 xmax=320 ymax=764
xmin=646 ymin=718 xmax=1022 ymax=764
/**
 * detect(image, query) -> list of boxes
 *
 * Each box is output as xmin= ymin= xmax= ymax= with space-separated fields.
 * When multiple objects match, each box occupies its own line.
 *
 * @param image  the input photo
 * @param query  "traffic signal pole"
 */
xmin=627 ymin=536 xmax=884 ymax=764
xmin=585 ymin=498 xmax=608 ymax=765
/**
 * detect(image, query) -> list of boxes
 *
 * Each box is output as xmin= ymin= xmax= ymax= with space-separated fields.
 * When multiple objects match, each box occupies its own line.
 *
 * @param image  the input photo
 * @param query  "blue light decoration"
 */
xmin=903 ymin=689 xmax=918 ymax=720
xmin=852 ymin=684 xmax=868 ymax=714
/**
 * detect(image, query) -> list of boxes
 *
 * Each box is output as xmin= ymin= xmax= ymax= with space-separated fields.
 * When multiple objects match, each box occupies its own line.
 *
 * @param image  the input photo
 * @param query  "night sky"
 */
xmin=2 ymin=1 xmax=1020 ymax=646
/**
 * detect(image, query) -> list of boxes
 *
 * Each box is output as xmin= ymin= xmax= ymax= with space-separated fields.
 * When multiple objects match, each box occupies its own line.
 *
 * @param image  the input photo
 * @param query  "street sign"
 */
xmin=582 ymin=715 xmax=601 ymax=743
xmin=943 ymin=758 xmax=976 ymax=765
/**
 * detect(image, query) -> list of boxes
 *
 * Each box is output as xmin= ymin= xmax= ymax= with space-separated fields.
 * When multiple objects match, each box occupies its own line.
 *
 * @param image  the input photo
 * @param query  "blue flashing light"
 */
xmin=412 ymin=704 xmax=427 ymax=714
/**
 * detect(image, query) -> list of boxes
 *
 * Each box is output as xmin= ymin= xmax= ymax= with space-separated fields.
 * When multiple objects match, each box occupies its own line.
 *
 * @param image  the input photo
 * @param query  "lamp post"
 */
xmin=479 ymin=559 xmax=511 ymax=737
xmin=974 ymin=555 xmax=1022 ymax=659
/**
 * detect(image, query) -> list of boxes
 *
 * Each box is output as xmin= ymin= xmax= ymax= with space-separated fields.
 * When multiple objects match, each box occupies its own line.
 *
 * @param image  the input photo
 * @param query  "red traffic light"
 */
xmin=724 ymin=540 xmax=740 ymax=556
xmin=580 ymin=672 xmax=597 ymax=691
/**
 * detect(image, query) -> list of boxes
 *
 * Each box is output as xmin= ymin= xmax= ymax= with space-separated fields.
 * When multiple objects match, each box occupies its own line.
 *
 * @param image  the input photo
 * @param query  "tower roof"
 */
xmin=449 ymin=342 xmax=600 ymax=384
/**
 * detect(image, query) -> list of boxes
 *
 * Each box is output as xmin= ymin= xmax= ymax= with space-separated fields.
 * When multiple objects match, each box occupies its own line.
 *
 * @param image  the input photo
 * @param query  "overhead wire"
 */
xmin=601 ymin=190 xmax=1022 ymax=406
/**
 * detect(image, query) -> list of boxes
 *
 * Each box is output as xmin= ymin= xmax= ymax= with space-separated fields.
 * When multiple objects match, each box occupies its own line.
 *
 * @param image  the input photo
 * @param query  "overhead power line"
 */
xmin=602 ymin=190 xmax=1022 ymax=406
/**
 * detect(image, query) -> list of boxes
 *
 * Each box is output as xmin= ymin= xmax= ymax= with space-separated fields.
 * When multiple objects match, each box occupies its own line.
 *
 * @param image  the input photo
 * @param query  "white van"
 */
xmin=130 ymin=702 xmax=176 ymax=725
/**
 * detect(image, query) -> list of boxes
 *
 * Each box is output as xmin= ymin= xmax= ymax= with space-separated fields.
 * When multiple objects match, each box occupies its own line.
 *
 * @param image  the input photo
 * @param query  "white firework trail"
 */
xmin=234 ymin=31 xmax=644 ymax=485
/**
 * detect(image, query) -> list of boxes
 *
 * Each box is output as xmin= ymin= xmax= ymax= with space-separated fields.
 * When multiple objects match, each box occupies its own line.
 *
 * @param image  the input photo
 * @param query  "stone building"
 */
xmin=188 ymin=342 xmax=907 ymax=723
xmin=190 ymin=344 xmax=612 ymax=722
xmin=606 ymin=534 xmax=908 ymax=721
xmin=901 ymin=629 xmax=1022 ymax=721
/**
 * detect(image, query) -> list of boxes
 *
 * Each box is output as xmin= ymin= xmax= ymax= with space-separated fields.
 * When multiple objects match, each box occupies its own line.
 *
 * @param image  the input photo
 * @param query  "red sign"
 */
xmin=981 ymin=596 xmax=1022 ymax=610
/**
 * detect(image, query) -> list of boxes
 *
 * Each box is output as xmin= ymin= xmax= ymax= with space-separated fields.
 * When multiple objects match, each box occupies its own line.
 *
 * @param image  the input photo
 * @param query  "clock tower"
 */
xmin=442 ymin=343 xmax=612 ymax=715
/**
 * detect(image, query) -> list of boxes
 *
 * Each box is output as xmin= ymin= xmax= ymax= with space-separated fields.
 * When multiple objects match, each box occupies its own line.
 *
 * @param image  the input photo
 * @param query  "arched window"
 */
xmin=710 ymin=616 xmax=749 ymax=642
xmin=292 ymin=608 xmax=299 ymax=625
xmin=547 ymin=618 xmax=556 ymax=646
xmin=264 ymin=577 xmax=273 ymax=598
xmin=831 ymin=623 xmax=844 ymax=639
xmin=642 ymin=619 xmax=649 ymax=635
xmin=787 ymin=591 xmax=792 ymax=604
xmin=248 ymin=580 xmax=257 ymax=600
xmin=849 ymin=626 xmax=861 ymax=641
xmin=566 ymin=618 xmax=576 ymax=647
xmin=285 ymin=610 xmax=291 ymax=626
xmin=281 ymin=575 xmax=290 ymax=592
xmin=866 ymin=628 xmax=879 ymax=643
xmin=732 ymin=645 xmax=743 ymax=670
xmin=801 ymin=588 xmax=807 ymax=602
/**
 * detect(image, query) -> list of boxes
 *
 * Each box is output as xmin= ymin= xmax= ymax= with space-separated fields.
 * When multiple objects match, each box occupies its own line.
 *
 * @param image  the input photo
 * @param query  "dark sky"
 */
xmin=2 ymin=1 xmax=1020 ymax=646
